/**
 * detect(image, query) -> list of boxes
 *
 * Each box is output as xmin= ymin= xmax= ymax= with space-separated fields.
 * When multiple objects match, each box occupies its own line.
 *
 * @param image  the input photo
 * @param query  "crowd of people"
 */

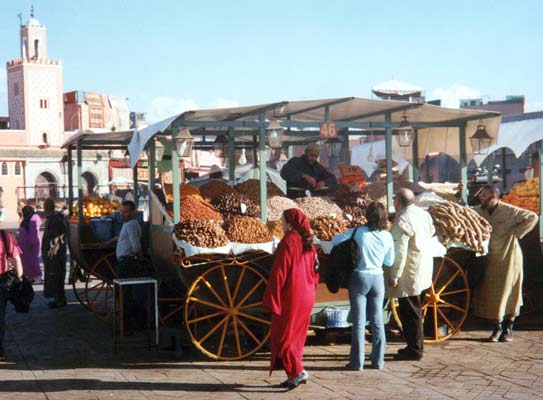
xmin=263 ymin=181 xmax=538 ymax=389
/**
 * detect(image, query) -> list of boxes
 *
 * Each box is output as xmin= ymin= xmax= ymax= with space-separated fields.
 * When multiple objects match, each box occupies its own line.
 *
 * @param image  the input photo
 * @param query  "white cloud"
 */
xmin=428 ymin=84 xmax=481 ymax=109
xmin=212 ymin=98 xmax=241 ymax=109
xmin=525 ymin=101 xmax=543 ymax=112
xmin=146 ymin=96 xmax=199 ymax=124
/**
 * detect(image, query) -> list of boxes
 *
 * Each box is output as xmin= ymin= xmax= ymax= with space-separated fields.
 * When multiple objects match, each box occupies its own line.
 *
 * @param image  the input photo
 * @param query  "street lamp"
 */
xmin=59 ymin=155 xmax=68 ymax=175
xmin=469 ymin=121 xmax=492 ymax=155
xmin=213 ymin=134 xmax=228 ymax=157
xmin=267 ymin=119 xmax=283 ymax=149
xmin=175 ymin=127 xmax=194 ymax=157
xmin=396 ymin=113 xmax=415 ymax=147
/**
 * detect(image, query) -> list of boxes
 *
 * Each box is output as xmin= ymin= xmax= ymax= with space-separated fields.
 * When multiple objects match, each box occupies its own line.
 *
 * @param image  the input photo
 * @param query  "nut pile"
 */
xmin=267 ymin=196 xmax=300 ymax=221
xmin=174 ymin=220 xmax=229 ymax=248
xmin=295 ymin=196 xmax=343 ymax=220
xmin=267 ymin=220 xmax=284 ymax=239
xmin=224 ymin=216 xmax=273 ymax=243
xmin=199 ymin=180 xmax=236 ymax=201
xmin=332 ymin=185 xmax=371 ymax=208
xmin=342 ymin=205 xmax=368 ymax=228
xmin=310 ymin=216 xmax=349 ymax=241
xmin=180 ymin=184 xmax=202 ymax=198
xmin=180 ymin=195 xmax=223 ymax=222
xmin=212 ymin=193 xmax=260 ymax=217
xmin=235 ymin=179 xmax=284 ymax=203
xmin=428 ymin=201 xmax=492 ymax=253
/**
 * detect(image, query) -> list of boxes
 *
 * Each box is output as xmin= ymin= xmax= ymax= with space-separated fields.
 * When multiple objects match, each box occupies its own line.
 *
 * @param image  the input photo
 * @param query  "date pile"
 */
xmin=224 ymin=216 xmax=273 ymax=243
xmin=267 ymin=220 xmax=284 ymax=239
xmin=310 ymin=216 xmax=349 ymax=241
xmin=212 ymin=193 xmax=260 ymax=217
xmin=342 ymin=205 xmax=367 ymax=228
xmin=174 ymin=220 xmax=229 ymax=248
xmin=267 ymin=196 xmax=300 ymax=221
xmin=199 ymin=180 xmax=236 ymax=201
xmin=234 ymin=179 xmax=284 ymax=203
xmin=295 ymin=196 xmax=343 ymax=220
xmin=179 ymin=195 xmax=224 ymax=222
xmin=428 ymin=201 xmax=492 ymax=253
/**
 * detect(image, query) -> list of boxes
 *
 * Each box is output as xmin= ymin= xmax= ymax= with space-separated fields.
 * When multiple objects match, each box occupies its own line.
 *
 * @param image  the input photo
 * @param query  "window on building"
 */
xmin=14 ymin=161 xmax=22 ymax=176
xmin=34 ymin=39 xmax=40 ymax=59
xmin=13 ymin=82 xmax=19 ymax=96
xmin=42 ymin=133 xmax=48 ymax=145
xmin=1 ymin=162 xmax=8 ymax=176
xmin=40 ymin=99 xmax=48 ymax=109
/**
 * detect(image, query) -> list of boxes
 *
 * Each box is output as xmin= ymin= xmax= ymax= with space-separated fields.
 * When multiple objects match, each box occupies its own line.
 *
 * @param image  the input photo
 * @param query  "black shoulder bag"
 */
xmin=325 ymin=228 xmax=360 ymax=294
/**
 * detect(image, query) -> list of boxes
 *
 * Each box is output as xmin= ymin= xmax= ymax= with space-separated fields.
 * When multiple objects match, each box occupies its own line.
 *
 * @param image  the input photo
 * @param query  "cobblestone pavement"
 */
xmin=1 ymin=286 xmax=542 ymax=400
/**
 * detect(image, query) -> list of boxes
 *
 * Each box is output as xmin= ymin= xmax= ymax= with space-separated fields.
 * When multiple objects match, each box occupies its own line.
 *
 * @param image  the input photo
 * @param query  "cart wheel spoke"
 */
xmin=232 ymin=316 xmax=242 ymax=358
xmin=239 ymin=301 xmax=263 ymax=310
xmin=237 ymin=317 xmax=263 ymax=345
xmin=237 ymin=311 xmax=271 ymax=326
xmin=220 ymin=266 xmax=234 ymax=308
xmin=440 ymin=288 xmax=468 ymax=297
xmin=87 ymin=282 xmax=106 ymax=304
xmin=439 ymin=300 xmax=466 ymax=313
xmin=231 ymin=266 xmax=246 ymax=306
xmin=187 ymin=310 xmax=226 ymax=325
xmin=187 ymin=296 xmax=229 ymax=312
xmin=235 ymin=278 xmax=265 ymax=308
xmin=197 ymin=315 xmax=230 ymax=345
xmin=436 ymin=307 xmax=456 ymax=331
xmin=433 ymin=302 xmax=439 ymax=340
xmin=217 ymin=316 xmax=231 ymax=358
xmin=437 ymin=270 xmax=461 ymax=295
xmin=200 ymin=277 xmax=228 ymax=308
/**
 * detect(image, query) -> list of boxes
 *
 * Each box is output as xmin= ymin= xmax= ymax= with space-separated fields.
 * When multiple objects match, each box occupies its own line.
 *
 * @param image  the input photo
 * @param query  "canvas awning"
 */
xmin=127 ymin=97 xmax=501 ymax=168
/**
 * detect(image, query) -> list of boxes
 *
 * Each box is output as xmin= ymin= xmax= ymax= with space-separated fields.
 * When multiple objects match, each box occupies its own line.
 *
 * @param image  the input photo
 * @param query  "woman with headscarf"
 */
xmin=18 ymin=205 xmax=42 ymax=282
xmin=262 ymin=208 xmax=319 ymax=389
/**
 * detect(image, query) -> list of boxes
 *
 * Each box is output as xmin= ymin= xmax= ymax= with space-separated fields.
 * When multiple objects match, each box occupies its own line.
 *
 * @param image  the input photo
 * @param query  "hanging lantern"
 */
xmin=396 ymin=113 xmax=414 ymax=147
xmin=213 ymin=134 xmax=228 ymax=156
xmin=267 ymin=119 xmax=283 ymax=149
xmin=175 ymin=127 xmax=194 ymax=157
xmin=59 ymin=155 xmax=68 ymax=175
xmin=469 ymin=121 xmax=492 ymax=155
xmin=238 ymin=148 xmax=248 ymax=165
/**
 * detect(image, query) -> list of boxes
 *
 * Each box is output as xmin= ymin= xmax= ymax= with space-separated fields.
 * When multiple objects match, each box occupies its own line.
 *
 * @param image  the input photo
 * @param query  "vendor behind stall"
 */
xmin=280 ymin=144 xmax=338 ymax=198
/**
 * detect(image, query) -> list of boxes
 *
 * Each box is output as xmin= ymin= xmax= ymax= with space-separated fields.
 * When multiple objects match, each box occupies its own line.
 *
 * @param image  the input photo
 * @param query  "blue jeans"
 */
xmin=348 ymin=272 xmax=386 ymax=370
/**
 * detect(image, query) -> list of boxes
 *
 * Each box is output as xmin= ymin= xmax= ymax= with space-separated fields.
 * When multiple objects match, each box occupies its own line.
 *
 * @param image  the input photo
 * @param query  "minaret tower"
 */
xmin=6 ymin=7 xmax=64 ymax=146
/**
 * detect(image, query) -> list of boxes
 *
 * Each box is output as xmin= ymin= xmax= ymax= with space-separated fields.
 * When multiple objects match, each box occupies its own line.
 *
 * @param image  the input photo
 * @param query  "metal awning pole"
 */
xmin=252 ymin=135 xmax=258 ymax=179
xmin=412 ymin=130 xmax=420 ymax=183
xmin=385 ymin=112 xmax=393 ymax=213
xmin=148 ymin=140 xmax=155 ymax=250
xmin=501 ymin=148 xmax=507 ymax=190
xmin=539 ymin=140 xmax=543 ymax=245
xmin=67 ymin=147 xmax=74 ymax=216
xmin=76 ymin=141 xmax=84 ymax=252
xmin=258 ymin=113 xmax=267 ymax=222
xmin=132 ymin=163 xmax=139 ymax=203
xmin=228 ymin=127 xmax=235 ymax=182
xmin=171 ymin=124 xmax=181 ymax=223
xmin=459 ymin=124 xmax=468 ymax=204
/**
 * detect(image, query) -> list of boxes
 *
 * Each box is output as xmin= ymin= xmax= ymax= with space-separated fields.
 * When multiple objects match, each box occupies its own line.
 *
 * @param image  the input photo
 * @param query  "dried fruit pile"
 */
xmin=235 ymin=179 xmax=284 ymax=203
xmin=199 ymin=180 xmax=236 ymax=201
xmin=224 ymin=216 xmax=273 ymax=243
xmin=179 ymin=195 xmax=223 ymax=222
xmin=428 ymin=201 xmax=492 ymax=253
xmin=342 ymin=205 xmax=367 ymax=228
xmin=174 ymin=220 xmax=229 ymax=248
xmin=267 ymin=220 xmax=284 ymax=239
xmin=295 ymin=196 xmax=343 ymax=220
xmin=266 ymin=196 xmax=300 ymax=221
xmin=72 ymin=195 xmax=120 ymax=221
xmin=502 ymin=177 xmax=540 ymax=213
xmin=310 ymin=216 xmax=349 ymax=241
xmin=212 ymin=193 xmax=260 ymax=217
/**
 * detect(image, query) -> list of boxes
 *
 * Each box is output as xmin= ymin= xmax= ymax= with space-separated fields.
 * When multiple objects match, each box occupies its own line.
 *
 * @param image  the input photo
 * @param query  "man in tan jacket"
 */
xmin=473 ymin=185 xmax=538 ymax=342
xmin=386 ymin=189 xmax=435 ymax=361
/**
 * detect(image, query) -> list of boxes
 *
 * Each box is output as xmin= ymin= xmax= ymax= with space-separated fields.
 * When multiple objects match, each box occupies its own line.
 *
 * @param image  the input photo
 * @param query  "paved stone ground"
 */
xmin=1 ymin=285 xmax=542 ymax=400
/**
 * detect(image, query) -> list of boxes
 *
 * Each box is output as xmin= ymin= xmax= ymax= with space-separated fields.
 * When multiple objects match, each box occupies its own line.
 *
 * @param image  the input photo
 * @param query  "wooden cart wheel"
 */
xmin=391 ymin=255 xmax=470 ymax=342
xmin=71 ymin=261 xmax=88 ymax=308
xmin=75 ymin=252 xmax=117 ymax=321
xmin=185 ymin=261 xmax=271 ymax=361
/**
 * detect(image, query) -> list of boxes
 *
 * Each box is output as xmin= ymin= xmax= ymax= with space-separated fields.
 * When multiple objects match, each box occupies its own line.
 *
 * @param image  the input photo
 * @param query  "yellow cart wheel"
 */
xmin=185 ymin=260 xmax=271 ymax=361
xmin=391 ymin=255 xmax=470 ymax=342
xmin=79 ymin=252 xmax=117 ymax=321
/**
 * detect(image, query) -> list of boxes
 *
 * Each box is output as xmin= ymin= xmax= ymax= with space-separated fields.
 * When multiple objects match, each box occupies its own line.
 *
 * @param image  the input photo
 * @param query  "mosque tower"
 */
xmin=6 ymin=7 xmax=64 ymax=147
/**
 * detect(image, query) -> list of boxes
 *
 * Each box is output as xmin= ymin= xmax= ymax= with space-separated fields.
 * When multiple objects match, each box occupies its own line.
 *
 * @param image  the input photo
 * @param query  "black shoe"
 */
xmin=499 ymin=320 xmax=513 ymax=342
xmin=393 ymin=351 xmax=422 ymax=361
xmin=48 ymin=298 xmax=67 ymax=309
xmin=488 ymin=322 xmax=502 ymax=342
xmin=397 ymin=347 xmax=410 ymax=354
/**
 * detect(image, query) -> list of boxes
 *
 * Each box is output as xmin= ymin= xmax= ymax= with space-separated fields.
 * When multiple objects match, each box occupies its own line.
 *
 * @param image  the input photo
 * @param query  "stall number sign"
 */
xmin=320 ymin=122 xmax=338 ymax=140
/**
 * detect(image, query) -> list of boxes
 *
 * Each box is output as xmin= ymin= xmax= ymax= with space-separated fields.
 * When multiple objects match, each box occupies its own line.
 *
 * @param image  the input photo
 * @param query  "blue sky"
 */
xmin=1 ymin=0 xmax=542 ymax=123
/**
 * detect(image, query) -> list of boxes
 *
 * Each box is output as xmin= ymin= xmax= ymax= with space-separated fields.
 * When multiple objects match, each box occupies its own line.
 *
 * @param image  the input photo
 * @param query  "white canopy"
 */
xmin=350 ymin=140 xmax=409 ymax=176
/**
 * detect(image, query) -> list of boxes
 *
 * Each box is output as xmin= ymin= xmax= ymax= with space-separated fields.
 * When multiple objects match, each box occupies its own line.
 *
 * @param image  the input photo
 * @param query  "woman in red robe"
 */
xmin=262 ymin=208 xmax=319 ymax=389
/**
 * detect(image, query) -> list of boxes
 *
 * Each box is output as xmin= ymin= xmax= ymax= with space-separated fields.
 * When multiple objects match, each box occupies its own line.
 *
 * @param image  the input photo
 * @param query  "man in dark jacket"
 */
xmin=280 ymin=144 xmax=337 ymax=198
xmin=42 ymin=198 xmax=67 ymax=309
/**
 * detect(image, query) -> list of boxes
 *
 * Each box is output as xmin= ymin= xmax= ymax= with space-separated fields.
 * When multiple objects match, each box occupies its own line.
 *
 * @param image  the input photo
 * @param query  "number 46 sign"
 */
xmin=320 ymin=121 xmax=338 ymax=140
